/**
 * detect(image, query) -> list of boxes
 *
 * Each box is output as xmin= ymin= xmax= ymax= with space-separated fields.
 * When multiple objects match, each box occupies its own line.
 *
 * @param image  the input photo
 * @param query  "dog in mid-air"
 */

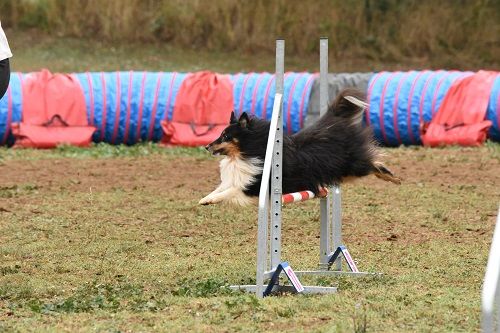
xmin=199 ymin=88 xmax=401 ymax=206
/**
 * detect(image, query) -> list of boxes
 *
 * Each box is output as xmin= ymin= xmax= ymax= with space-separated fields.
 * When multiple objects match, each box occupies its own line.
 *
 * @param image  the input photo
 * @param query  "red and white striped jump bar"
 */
xmin=282 ymin=188 xmax=328 ymax=204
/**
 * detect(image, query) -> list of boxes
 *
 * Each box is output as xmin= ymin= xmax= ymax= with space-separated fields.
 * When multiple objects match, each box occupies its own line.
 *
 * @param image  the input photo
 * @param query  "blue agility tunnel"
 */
xmin=231 ymin=72 xmax=317 ymax=134
xmin=487 ymin=75 xmax=500 ymax=141
xmin=73 ymin=72 xmax=188 ymax=145
xmin=1 ymin=70 xmax=499 ymax=146
xmin=366 ymin=70 xmax=500 ymax=146
xmin=0 ymin=72 xmax=23 ymax=146
xmin=0 ymin=71 xmax=316 ymax=145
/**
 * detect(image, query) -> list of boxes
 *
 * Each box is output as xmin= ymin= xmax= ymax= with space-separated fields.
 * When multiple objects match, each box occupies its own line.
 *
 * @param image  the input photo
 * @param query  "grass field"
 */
xmin=9 ymin=30 xmax=492 ymax=75
xmin=0 ymin=143 xmax=499 ymax=332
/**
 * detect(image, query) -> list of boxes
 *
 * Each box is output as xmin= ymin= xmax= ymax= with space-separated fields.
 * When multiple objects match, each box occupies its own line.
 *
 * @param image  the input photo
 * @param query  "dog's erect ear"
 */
xmin=230 ymin=111 xmax=237 ymax=124
xmin=239 ymin=112 xmax=250 ymax=128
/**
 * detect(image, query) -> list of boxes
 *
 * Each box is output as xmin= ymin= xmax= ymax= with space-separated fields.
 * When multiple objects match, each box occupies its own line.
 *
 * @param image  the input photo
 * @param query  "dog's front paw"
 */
xmin=199 ymin=196 xmax=214 ymax=205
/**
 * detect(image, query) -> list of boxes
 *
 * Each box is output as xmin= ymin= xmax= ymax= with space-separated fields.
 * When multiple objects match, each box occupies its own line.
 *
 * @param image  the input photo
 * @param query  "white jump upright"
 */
xmin=482 ymin=207 xmax=500 ymax=333
xmin=318 ymin=37 xmax=343 ymax=271
xmin=231 ymin=38 xmax=377 ymax=299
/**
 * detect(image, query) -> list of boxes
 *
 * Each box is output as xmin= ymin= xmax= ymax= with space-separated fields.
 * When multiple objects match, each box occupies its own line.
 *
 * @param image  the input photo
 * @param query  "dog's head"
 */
xmin=205 ymin=111 xmax=250 ymax=157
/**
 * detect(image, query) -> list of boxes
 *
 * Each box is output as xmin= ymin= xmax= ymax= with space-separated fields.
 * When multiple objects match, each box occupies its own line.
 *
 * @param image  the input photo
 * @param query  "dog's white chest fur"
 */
xmin=219 ymin=157 xmax=262 ymax=190
xmin=199 ymin=157 xmax=262 ymax=206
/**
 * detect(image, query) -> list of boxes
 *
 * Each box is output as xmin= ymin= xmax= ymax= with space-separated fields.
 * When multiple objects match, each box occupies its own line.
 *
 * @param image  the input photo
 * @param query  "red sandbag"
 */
xmin=12 ymin=69 xmax=95 ymax=148
xmin=161 ymin=71 xmax=233 ymax=146
xmin=11 ymin=123 xmax=96 ymax=148
xmin=421 ymin=70 xmax=498 ymax=147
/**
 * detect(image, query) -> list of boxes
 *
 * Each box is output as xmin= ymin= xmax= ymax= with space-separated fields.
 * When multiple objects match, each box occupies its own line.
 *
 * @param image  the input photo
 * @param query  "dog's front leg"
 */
xmin=199 ymin=183 xmax=229 ymax=205
xmin=198 ymin=187 xmax=241 ymax=205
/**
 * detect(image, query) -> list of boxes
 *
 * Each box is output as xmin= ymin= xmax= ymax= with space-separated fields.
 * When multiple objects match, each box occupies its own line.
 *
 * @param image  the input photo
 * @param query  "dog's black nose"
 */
xmin=205 ymin=145 xmax=210 ymax=151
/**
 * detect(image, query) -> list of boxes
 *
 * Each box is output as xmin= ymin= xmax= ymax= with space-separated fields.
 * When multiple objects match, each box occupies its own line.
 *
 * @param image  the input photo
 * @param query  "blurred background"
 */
xmin=1 ymin=0 xmax=499 ymax=73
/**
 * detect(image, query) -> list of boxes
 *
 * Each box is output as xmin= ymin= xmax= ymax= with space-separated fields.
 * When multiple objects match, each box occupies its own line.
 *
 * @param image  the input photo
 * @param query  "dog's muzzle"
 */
xmin=205 ymin=143 xmax=223 ymax=156
xmin=206 ymin=144 xmax=219 ymax=155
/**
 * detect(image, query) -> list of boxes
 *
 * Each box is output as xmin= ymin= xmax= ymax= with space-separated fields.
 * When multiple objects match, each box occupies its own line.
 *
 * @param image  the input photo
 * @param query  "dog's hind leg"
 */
xmin=372 ymin=162 xmax=402 ymax=185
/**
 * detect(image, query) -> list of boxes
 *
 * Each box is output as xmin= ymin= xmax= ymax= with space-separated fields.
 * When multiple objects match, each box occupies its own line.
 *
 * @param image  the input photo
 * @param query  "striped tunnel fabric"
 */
xmin=364 ymin=70 xmax=500 ymax=146
xmin=74 ymin=71 xmax=315 ymax=144
xmin=230 ymin=72 xmax=317 ymax=134
xmin=282 ymin=188 xmax=328 ymax=204
xmin=366 ymin=71 xmax=474 ymax=146
xmin=487 ymin=75 xmax=500 ymax=141
xmin=0 ymin=72 xmax=23 ymax=146
xmin=73 ymin=72 xmax=188 ymax=144
xmin=1 ymin=70 xmax=500 ymax=146
xmin=0 ymin=71 xmax=316 ymax=145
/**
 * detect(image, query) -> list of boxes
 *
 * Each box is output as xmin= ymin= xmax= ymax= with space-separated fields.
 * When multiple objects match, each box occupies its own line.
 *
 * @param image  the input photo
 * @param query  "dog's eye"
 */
xmin=223 ymin=134 xmax=230 ymax=141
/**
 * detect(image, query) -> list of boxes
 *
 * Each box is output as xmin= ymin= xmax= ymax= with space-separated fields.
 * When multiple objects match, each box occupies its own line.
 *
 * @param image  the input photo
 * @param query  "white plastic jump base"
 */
xmin=297 ymin=245 xmax=382 ymax=277
xmin=232 ymin=38 xmax=379 ymax=298
xmin=229 ymin=285 xmax=337 ymax=295
xmin=295 ymin=271 xmax=381 ymax=277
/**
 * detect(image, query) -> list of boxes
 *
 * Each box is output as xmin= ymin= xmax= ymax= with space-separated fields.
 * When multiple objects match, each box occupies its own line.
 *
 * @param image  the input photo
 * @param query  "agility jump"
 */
xmin=229 ymin=38 xmax=381 ymax=298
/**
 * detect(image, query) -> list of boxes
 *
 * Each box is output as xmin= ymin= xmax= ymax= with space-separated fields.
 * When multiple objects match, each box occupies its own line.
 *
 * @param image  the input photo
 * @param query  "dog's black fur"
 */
xmin=203 ymin=88 xmax=400 ymax=203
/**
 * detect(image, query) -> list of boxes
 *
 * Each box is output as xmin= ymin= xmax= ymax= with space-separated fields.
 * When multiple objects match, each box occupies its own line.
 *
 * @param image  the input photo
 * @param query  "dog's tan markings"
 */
xmin=211 ymin=141 xmax=241 ymax=159
xmin=225 ymin=142 xmax=241 ymax=159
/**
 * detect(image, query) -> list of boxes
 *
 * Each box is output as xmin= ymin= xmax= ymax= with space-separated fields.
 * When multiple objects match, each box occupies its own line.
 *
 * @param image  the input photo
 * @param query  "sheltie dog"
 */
xmin=199 ymin=88 xmax=401 ymax=206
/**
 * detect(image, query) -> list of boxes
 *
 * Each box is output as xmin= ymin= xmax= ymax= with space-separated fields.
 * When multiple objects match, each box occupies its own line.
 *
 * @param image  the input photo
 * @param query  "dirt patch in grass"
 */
xmin=1 ymin=145 xmax=497 ymax=199
xmin=0 ymin=157 xmax=216 ymax=196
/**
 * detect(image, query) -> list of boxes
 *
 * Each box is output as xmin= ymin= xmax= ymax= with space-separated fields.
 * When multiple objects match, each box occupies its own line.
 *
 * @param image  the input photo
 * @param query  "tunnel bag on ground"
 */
xmin=161 ymin=71 xmax=233 ymax=146
xmin=421 ymin=70 xmax=498 ymax=147
xmin=11 ymin=69 xmax=95 ymax=148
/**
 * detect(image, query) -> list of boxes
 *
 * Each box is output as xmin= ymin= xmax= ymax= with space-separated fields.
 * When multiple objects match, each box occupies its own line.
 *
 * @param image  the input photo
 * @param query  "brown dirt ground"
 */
xmin=0 ymin=147 xmax=497 ymax=197
xmin=1 ymin=147 xmax=498 ymax=248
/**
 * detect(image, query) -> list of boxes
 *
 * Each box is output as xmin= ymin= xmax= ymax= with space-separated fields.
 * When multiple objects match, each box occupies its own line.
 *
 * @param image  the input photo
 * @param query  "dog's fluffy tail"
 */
xmin=328 ymin=88 xmax=368 ymax=125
